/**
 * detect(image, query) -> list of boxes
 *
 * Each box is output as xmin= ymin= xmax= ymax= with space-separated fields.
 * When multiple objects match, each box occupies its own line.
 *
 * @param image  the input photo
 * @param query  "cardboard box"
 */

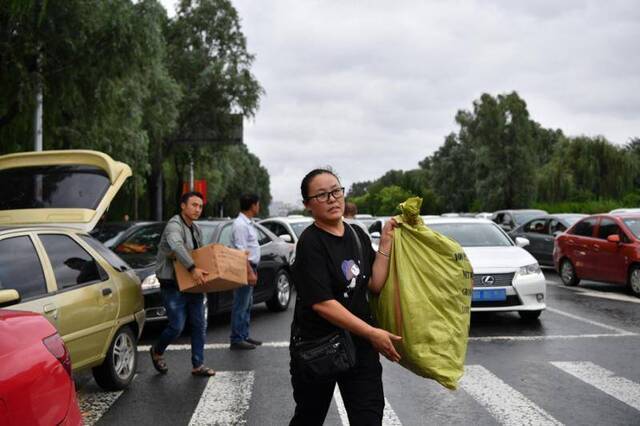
xmin=174 ymin=243 xmax=248 ymax=293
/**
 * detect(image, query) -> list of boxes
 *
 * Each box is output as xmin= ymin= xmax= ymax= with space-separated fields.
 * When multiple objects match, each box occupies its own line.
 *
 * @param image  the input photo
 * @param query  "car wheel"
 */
xmin=93 ymin=326 xmax=137 ymax=391
xmin=266 ymin=270 xmax=292 ymax=312
xmin=560 ymin=259 xmax=580 ymax=287
xmin=628 ymin=265 xmax=640 ymax=298
xmin=519 ymin=310 xmax=542 ymax=321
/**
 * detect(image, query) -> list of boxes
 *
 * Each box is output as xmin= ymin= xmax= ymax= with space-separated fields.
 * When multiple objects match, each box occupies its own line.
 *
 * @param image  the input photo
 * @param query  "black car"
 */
xmin=111 ymin=220 xmax=294 ymax=323
xmin=509 ymin=213 xmax=587 ymax=266
xmin=90 ymin=221 xmax=151 ymax=248
xmin=491 ymin=209 xmax=548 ymax=233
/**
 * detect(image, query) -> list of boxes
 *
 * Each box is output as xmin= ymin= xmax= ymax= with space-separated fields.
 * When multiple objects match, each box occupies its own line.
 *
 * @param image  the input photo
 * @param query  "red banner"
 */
xmin=182 ymin=180 xmax=207 ymax=205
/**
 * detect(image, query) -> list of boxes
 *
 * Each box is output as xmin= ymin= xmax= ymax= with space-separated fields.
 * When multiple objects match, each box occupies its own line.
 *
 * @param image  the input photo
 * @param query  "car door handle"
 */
xmin=43 ymin=303 xmax=57 ymax=313
xmin=593 ymin=244 xmax=600 ymax=252
xmin=102 ymin=287 xmax=113 ymax=296
xmin=43 ymin=303 xmax=58 ymax=320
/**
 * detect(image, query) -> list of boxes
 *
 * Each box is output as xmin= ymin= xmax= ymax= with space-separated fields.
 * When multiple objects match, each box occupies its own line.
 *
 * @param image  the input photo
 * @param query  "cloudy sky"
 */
xmin=162 ymin=0 xmax=640 ymax=206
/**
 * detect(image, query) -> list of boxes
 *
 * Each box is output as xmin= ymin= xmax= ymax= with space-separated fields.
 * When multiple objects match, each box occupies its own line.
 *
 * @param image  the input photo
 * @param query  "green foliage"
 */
xmin=1 ymin=0 xmax=268 ymax=220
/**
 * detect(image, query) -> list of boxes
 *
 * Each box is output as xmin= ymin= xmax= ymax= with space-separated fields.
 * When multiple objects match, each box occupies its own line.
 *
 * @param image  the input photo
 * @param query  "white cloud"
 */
xmin=163 ymin=0 xmax=640 ymax=205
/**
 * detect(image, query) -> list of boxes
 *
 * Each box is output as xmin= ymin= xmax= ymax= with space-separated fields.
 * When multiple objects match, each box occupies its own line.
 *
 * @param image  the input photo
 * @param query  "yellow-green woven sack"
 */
xmin=370 ymin=197 xmax=473 ymax=390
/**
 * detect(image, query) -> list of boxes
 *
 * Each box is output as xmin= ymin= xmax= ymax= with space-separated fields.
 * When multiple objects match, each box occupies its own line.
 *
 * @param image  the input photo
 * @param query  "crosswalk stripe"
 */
xmin=460 ymin=365 xmax=562 ymax=426
xmin=332 ymin=386 xmax=402 ymax=425
xmin=138 ymin=342 xmax=290 ymax=352
xmin=551 ymin=361 xmax=640 ymax=411
xmin=188 ymin=371 xmax=255 ymax=425
xmin=78 ymin=388 xmax=124 ymax=426
xmin=332 ymin=386 xmax=349 ymax=425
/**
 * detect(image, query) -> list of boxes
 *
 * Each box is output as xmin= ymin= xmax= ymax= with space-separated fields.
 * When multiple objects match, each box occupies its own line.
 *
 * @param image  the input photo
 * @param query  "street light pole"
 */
xmin=34 ymin=61 xmax=43 ymax=151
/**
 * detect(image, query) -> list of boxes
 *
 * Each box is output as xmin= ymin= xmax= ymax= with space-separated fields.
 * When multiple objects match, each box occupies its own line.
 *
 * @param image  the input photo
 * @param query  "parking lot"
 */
xmin=74 ymin=269 xmax=640 ymax=426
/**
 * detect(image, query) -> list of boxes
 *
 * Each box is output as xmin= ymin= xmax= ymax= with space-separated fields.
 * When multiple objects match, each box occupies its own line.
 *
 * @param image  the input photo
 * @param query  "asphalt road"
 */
xmin=77 ymin=270 xmax=640 ymax=425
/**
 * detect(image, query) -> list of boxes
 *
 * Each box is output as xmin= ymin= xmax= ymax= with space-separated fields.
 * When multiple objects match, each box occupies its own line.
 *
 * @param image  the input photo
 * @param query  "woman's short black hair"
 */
xmin=180 ymin=191 xmax=204 ymax=205
xmin=300 ymin=168 xmax=339 ymax=202
xmin=240 ymin=193 xmax=260 ymax=211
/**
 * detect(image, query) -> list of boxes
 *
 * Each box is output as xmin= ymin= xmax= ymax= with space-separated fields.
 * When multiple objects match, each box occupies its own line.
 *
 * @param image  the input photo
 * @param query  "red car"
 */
xmin=0 ymin=306 xmax=82 ymax=426
xmin=553 ymin=213 xmax=640 ymax=297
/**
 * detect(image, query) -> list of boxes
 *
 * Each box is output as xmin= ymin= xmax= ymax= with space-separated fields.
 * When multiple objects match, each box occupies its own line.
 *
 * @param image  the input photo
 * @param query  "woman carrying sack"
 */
xmin=289 ymin=168 xmax=401 ymax=426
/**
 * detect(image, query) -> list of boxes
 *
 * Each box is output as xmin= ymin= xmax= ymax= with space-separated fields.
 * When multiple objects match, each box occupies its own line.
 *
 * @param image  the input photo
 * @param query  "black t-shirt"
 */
xmin=292 ymin=223 xmax=376 ymax=340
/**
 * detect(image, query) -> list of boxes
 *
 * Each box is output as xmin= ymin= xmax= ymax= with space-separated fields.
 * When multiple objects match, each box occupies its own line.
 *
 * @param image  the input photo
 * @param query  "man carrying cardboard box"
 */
xmin=229 ymin=193 xmax=262 ymax=350
xmin=150 ymin=191 xmax=216 ymax=377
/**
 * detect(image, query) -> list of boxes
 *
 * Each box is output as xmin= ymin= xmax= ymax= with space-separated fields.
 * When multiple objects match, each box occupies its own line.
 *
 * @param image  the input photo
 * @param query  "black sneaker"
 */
xmin=246 ymin=338 xmax=262 ymax=346
xmin=230 ymin=341 xmax=256 ymax=350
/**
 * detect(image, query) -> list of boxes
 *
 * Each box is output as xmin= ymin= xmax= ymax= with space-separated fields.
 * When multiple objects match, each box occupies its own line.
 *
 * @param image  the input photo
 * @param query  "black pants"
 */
xmin=289 ymin=339 xmax=384 ymax=426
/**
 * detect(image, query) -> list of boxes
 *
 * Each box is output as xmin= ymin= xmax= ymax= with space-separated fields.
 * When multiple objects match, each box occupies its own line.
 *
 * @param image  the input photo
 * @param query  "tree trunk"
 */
xmin=148 ymin=140 xmax=164 ymax=220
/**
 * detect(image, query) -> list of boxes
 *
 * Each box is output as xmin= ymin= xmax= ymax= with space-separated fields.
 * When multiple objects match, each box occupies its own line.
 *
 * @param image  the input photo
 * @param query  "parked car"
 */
xmin=0 ymin=150 xmax=145 ymax=390
xmin=91 ymin=220 xmax=151 ymax=248
xmin=610 ymin=208 xmax=640 ymax=214
xmin=0 ymin=308 xmax=82 ymax=426
xmin=114 ymin=220 xmax=295 ymax=323
xmin=492 ymin=209 xmax=548 ymax=232
xmin=424 ymin=218 xmax=546 ymax=320
xmin=553 ymin=213 xmax=640 ymax=297
xmin=509 ymin=214 xmax=587 ymax=266
xmin=259 ymin=216 xmax=313 ymax=244
xmin=475 ymin=212 xmax=493 ymax=219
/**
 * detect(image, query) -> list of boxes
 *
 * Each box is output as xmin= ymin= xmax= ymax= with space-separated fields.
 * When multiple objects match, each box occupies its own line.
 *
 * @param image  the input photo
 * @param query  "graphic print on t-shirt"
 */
xmin=341 ymin=259 xmax=359 ymax=297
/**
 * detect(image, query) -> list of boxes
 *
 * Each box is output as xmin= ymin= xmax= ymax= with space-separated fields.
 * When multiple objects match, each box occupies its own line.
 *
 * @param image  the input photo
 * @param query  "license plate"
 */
xmin=472 ymin=289 xmax=506 ymax=302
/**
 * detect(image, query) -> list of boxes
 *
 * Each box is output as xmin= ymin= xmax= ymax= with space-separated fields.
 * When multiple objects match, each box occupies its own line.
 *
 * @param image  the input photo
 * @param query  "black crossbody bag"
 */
xmin=290 ymin=223 xmax=365 ymax=380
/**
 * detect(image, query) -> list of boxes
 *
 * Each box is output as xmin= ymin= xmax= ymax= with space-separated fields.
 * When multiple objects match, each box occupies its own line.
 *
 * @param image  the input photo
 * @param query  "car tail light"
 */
xmin=43 ymin=333 xmax=72 ymax=377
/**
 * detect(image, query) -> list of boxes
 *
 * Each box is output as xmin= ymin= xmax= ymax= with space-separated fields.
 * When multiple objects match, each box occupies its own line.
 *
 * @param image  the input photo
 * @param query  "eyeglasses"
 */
xmin=307 ymin=187 xmax=345 ymax=203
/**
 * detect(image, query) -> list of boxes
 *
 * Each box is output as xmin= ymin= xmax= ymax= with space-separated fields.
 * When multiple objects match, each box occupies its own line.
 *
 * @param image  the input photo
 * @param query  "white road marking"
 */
xmin=551 ymin=362 xmax=640 ymax=411
xmin=546 ymin=307 xmax=635 ymax=335
xmin=547 ymin=282 xmax=640 ymax=304
xmin=138 ymin=341 xmax=290 ymax=352
xmin=188 ymin=371 xmax=255 ymax=426
xmin=333 ymin=386 xmax=349 ymax=425
xmin=460 ymin=365 xmax=563 ymax=426
xmin=139 ymin=330 xmax=639 ymax=353
xmin=78 ymin=387 xmax=124 ymax=426
xmin=468 ymin=333 xmax=637 ymax=342
xmin=332 ymin=386 xmax=402 ymax=425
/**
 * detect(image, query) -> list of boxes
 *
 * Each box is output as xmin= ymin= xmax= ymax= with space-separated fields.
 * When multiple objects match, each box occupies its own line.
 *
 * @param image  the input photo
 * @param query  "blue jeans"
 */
xmin=154 ymin=281 xmax=206 ymax=368
xmin=230 ymin=284 xmax=254 ymax=343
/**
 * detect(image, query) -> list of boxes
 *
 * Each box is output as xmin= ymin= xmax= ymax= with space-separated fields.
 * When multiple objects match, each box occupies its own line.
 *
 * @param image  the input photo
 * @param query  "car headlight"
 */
xmin=141 ymin=274 xmax=160 ymax=290
xmin=517 ymin=263 xmax=541 ymax=276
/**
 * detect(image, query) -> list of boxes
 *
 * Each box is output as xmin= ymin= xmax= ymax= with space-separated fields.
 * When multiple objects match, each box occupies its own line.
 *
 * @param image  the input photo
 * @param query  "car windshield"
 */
xmin=428 ymin=223 xmax=513 ymax=247
xmin=113 ymin=224 xmax=165 ymax=268
xmin=623 ymin=219 xmax=640 ymax=238
xmin=513 ymin=212 xmax=545 ymax=225
xmin=290 ymin=221 xmax=312 ymax=238
xmin=0 ymin=165 xmax=110 ymax=210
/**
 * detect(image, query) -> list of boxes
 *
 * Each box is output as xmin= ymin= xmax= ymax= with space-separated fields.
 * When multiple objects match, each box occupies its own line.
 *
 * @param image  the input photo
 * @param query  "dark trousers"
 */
xmin=289 ymin=340 xmax=384 ymax=426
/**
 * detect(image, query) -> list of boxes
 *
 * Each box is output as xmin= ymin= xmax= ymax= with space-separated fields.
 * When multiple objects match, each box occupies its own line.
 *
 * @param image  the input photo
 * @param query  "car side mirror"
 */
xmin=370 ymin=231 xmax=381 ymax=239
xmin=607 ymin=234 xmax=621 ymax=244
xmin=278 ymin=234 xmax=293 ymax=243
xmin=0 ymin=289 xmax=20 ymax=306
xmin=501 ymin=223 xmax=512 ymax=232
xmin=553 ymin=230 xmax=563 ymax=237
xmin=515 ymin=237 xmax=530 ymax=248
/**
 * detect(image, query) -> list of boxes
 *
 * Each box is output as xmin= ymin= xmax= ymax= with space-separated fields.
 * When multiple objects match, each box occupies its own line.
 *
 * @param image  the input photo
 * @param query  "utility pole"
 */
xmin=34 ymin=61 xmax=43 ymax=151
xmin=189 ymin=152 xmax=194 ymax=191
